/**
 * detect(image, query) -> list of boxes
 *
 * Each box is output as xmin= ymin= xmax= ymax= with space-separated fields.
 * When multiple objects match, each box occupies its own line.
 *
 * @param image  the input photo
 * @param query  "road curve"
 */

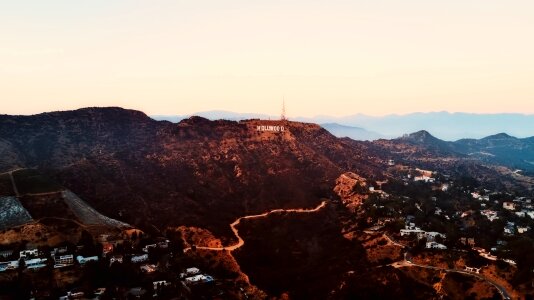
xmin=391 ymin=254 xmax=511 ymax=299
xmin=184 ymin=200 xmax=328 ymax=253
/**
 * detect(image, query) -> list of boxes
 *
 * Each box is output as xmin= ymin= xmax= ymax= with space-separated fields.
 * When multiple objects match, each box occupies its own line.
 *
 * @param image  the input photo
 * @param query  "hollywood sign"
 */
xmin=256 ymin=125 xmax=285 ymax=132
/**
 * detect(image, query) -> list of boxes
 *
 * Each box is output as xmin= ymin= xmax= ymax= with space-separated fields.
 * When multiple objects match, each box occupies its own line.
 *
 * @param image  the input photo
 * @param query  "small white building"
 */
xmin=465 ymin=266 xmax=481 ymax=274
xmin=153 ymin=280 xmax=171 ymax=290
xmin=131 ymin=254 xmax=149 ymax=263
xmin=140 ymin=264 xmax=156 ymax=273
xmin=77 ymin=256 xmax=99 ymax=265
xmin=481 ymin=210 xmax=499 ymax=222
xmin=518 ymin=226 xmax=530 ymax=234
xmin=19 ymin=249 xmax=38 ymax=259
xmin=142 ymin=244 xmax=157 ymax=253
xmin=503 ymin=202 xmax=517 ymax=211
xmin=54 ymin=255 xmax=74 ymax=268
xmin=26 ymin=258 xmax=47 ymax=270
xmin=109 ymin=255 xmax=123 ymax=266
xmin=426 ymin=242 xmax=447 ymax=250
xmin=184 ymin=274 xmax=214 ymax=285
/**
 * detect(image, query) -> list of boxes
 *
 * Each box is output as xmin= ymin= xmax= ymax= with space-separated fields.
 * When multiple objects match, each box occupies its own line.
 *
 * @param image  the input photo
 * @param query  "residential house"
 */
xmin=77 ymin=256 xmax=98 ymax=265
xmin=503 ymin=202 xmax=517 ymax=211
xmin=518 ymin=226 xmax=530 ymax=234
xmin=140 ymin=264 xmax=156 ymax=273
xmin=481 ymin=210 xmax=499 ymax=222
xmin=26 ymin=258 xmax=47 ymax=270
xmin=131 ymin=254 xmax=149 ymax=263
xmin=109 ymin=255 xmax=123 ymax=266
xmin=184 ymin=274 xmax=214 ymax=285
xmin=19 ymin=249 xmax=38 ymax=259
xmin=0 ymin=250 xmax=13 ymax=259
xmin=53 ymin=254 xmax=74 ymax=268
xmin=426 ymin=242 xmax=447 ymax=250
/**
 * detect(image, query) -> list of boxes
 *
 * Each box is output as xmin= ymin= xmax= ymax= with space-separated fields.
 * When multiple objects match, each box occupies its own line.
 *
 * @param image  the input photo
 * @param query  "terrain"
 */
xmin=1 ymin=107 xmax=533 ymax=299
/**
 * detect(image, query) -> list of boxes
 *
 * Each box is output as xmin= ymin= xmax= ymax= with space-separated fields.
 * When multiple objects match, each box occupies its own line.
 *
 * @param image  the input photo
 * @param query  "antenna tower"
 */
xmin=281 ymin=97 xmax=287 ymax=121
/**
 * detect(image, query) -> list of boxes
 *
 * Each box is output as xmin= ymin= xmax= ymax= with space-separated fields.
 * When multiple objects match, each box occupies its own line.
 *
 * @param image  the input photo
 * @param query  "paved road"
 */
xmin=386 ymin=234 xmax=512 ymax=300
xmin=396 ymin=260 xmax=511 ymax=300
xmin=184 ymin=200 xmax=328 ymax=253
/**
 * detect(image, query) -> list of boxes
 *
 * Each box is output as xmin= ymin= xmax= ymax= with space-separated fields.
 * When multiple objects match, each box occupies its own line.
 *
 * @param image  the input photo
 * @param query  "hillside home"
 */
xmin=19 ymin=249 xmax=38 ymax=259
xmin=109 ymin=255 xmax=123 ymax=266
xmin=0 ymin=250 xmax=13 ymax=259
xmin=53 ymin=254 xmax=74 ymax=268
xmin=426 ymin=242 xmax=447 ymax=250
xmin=142 ymin=244 xmax=157 ymax=253
xmin=518 ymin=226 xmax=530 ymax=234
xmin=77 ymin=256 xmax=99 ymax=265
xmin=131 ymin=254 xmax=149 ymax=263
xmin=140 ymin=264 xmax=156 ymax=273
xmin=503 ymin=202 xmax=517 ymax=211
xmin=465 ymin=266 xmax=481 ymax=274
xmin=26 ymin=258 xmax=47 ymax=270
xmin=481 ymin=210 xmax=499 ymax=222
xmin=184 ymin=274 xmax=214 ymax=285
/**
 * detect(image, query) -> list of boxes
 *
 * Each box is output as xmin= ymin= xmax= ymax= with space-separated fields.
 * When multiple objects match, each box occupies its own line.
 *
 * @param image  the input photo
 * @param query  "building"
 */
xmin=426 ymin=242 xmax=447 ymax=250
xmin=140 ymin=264 xmax=156 ymax=273
xmin=19 ymin=249 xmax=38 ymax=259
xmin=54 ymin=255 xmax=74 ymax=268
xmin=518 ymin=226 xmax=530 ymax=234
xmin=0 ymin=261 xmax=19 ymax=272
xmin=142 ymin=244 xmax=157 ymax=253
xmin=465 ymin=266 xmax=481 ymax=274
xmin=109 ymin=255 xmax=123 ymax=266
xmin=153 ymin=281 xmax=171 ymax=290
xmin=26 ymin=258 xmax=48 ymax=270
xmin=77 ymin=256 xmax=99 ymax=265
xmin=503 ymin=202 xmax=517 ymax=211
xmin=131 ymin=254 xmax=149 ymax=263
xmin=481 ymin=210 xmax=499 ymax=222
xmin=0 ymin=250 xmax=13 ymax=259
xmin=184 ymin=274 xmax=214 ymax=285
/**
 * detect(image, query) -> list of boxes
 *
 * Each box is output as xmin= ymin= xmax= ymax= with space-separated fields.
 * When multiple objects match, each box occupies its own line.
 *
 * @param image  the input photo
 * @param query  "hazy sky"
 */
xmin=1 ymin=0 xmax=533 ymax=117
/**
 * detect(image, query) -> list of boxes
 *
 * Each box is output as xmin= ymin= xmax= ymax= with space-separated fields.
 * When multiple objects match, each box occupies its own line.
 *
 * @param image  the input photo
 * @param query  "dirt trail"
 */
xmin=184 ymin=200 xmax=327 ymax=252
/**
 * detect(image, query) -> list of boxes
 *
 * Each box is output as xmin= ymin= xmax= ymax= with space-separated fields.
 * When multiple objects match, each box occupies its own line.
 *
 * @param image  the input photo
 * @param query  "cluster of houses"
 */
xmin=179 ymin=267 xmax=215 ymax=287
xmin=472 ymin=193 xmax=533 ymax=235
xmin=399 ymin=222 xmax=448 ymax=250
xmin=0 ymin=247 xmax=100 ymax=273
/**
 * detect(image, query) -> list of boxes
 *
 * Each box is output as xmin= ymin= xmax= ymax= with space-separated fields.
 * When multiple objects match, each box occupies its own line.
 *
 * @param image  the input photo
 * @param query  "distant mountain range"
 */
xmin=153 ymin=111 xmax=534 ymax=141
xmin=398 ymin=130 xmax=534 ymax=172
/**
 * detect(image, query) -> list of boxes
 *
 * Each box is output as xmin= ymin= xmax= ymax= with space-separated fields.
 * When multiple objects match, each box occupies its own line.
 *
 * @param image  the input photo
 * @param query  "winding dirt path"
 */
xmin=184 ymin=200 xmax=328 ymax=252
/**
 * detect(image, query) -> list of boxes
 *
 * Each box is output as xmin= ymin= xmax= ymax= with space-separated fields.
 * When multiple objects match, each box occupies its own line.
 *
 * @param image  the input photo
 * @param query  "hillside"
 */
xmin=393 ymin=130 xmax=534 ymax=173
xmin=0 ymin=108 xmax=388 ymax=240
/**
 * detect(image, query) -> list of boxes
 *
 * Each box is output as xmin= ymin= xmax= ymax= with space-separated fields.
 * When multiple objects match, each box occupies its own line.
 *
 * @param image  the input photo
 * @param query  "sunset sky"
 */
xmin=1 ymin=0 xmax=533 ymax=117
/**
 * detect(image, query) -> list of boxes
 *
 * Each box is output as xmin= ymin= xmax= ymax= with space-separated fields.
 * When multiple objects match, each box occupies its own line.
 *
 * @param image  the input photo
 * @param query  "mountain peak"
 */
xmin=401 ymin=130 xmax=440 ymax=143
xmin=482 ymin=133 xmax=516 ymax=140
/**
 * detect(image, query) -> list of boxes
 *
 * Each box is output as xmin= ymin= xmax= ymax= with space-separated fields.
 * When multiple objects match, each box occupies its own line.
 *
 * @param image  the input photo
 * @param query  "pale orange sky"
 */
xmin=1 ymin=1 xmax=533 ymax=117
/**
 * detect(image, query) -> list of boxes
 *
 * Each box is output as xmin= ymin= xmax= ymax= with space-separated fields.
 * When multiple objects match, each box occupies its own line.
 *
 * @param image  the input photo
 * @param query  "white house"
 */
xmin=131 ymin=254 xmax=149 ymax=263
xmin=77 ymin=256 xmax=99 ymax=265
xmin=109 ymin=255 xmax=123 ymax=266
xmin=184 ymin=274 xmax=214 ymax=285
xmin=19 ymin=249 xmax=38 ymax=259
xmin=142 ymin=244 xmax=157 ymax=253
xmin=426 ymin=242 xmax=447 ymax=250
xmin=54 ymin=255 xmax=74 ymax=268
xmin=140 ymin=264 xmax=156 ymax=273
xmin=503 ymin=202 xmax=517 ymax=211
xmin=465 ymin=266 xmax=481 ymax=274
xmin=481 ymin=210 xmax=499 ymax=222
xmin=25 ymin=258 xmax=47 ymax=270
xmin=518 ymin=226 xmax=530 ymax=234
